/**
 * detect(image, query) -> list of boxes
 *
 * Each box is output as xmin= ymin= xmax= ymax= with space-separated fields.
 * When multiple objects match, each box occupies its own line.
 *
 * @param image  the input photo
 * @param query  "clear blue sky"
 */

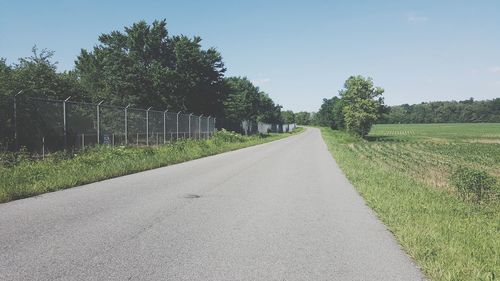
xmin=1 ymin=0 xmax=499 ymax=112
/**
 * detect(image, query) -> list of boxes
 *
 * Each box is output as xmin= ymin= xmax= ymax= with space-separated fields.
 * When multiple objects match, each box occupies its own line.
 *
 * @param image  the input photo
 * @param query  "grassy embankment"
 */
xmin=321 ymin=123 xmax=499 ymax=281
xmin=0 ymin=128 xmax=303 ymax=203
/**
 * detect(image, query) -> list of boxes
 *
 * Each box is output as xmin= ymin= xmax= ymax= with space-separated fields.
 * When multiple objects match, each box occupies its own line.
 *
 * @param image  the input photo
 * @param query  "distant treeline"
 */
xmin=292 ymin=96 xmax=500 ymax=129
xmin=0 ymin=20 xmax=286 ymax=149
xmin=379 ymin=98 xmax=500 ymax=124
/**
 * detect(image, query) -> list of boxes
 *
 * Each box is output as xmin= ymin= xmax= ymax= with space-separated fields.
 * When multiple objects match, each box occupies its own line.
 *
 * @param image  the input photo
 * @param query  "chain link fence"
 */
xmin=14 ymin=97 xmax=216 ymax=154
xmin=7 ymin=97 xmax=297 ymax=154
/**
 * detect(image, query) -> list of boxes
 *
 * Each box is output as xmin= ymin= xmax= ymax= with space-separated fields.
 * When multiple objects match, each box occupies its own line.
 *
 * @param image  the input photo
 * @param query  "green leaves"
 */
xmin=340 ymin=76 xmax=384 ymax=137
xmin=450 ymin=166 xmax=497 ymax=202
xmin=223 ymin=77 xmax=282 ymax=124
xmin=380 ymin=98 xmax=500 ymax=124
xmin=314 ymin=75 xmax=384 ymax=137
xmin=75 ymin=20 xmax=226 ymax=115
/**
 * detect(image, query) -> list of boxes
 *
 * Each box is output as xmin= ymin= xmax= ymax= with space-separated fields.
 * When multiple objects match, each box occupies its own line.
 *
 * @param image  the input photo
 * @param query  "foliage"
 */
xmin=223 ymin=76 xmax=282 ymax=124
xmin=380 ymin=98 xmax=500 ymax=124
xmin=339 ymin=76 xmax=384 ymax=137
xmin=0 ymin=47 xmax=84 ymax=150
xmin=75 ymin=20 xmax=226 ymax=115
xmin=212 ymin=129 xmax=247 ymax=143
xmin=312 ymin=97 xmax=344 ymax=128
xmin=450 ymin=166 xmax=497 ymax=202
xmin=280 ymin=110 xmax=295 ymax=123
xmin=0 ymin=20 xmax=290 ymax=151
xmin=320 ymin=125 xmax=499 ymax=281
xmin=312 ymin=99 xmax=330 ymax=126
xmin=311 ymin=75 xmax=384 ymax=136
xmin=294 ymin=111 xmax=312 ymax=125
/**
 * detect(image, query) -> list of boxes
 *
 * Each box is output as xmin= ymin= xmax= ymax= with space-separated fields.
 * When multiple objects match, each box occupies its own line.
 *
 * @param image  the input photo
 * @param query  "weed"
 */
xmin=450 ymin=167 xmax=497 ymax=202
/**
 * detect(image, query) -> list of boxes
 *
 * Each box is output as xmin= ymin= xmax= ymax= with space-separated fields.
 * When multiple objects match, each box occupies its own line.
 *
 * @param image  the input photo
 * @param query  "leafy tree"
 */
xmin=339 ymin=75 xmax=384 ymax=137
xmin=281 ymin=110 xmax=295 ymax=123
xmin=257 ymin=93 xmax=282 ymax=124
xmin=223 ymin=77 xmax=261 ymax=121
xmin=75 ymin=20 xmax=226 ymax=116
xmin=0 ymin=20 xmax=290 ymax=149
xmin=313 ymin=96 xmax=345 ymax=129
xmin=314 ymin=98 xmax=335 ymax=127
xmin=223 ymin=76 xmax=282 ymax=123
xmin=295 ymin=111 xmax=312 ymax=125
xmin=0 ymin=47 xmax=84 ymax=150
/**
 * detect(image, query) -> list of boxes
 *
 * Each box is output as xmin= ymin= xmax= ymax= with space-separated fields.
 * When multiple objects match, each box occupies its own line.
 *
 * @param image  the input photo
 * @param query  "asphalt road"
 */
xmin=0 ymin=128 xmax=424 ymax=281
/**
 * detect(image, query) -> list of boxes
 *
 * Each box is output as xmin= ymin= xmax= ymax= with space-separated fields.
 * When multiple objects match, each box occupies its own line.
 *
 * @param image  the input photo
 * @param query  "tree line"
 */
xmin=379 ymin=98 xmax=500 ymax=124
xmin=0 ymin=20 xmax=287 ymax=149
xmin=291 ymin=82 xmax=499 ymax=134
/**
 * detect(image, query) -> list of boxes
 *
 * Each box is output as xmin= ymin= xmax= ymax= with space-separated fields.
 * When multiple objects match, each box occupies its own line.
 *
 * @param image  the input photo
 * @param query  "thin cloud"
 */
xmin=407 ymin=13 xmax=428 ymax=24
xmin=488 ymin=66 xmax=500 ymax=73
xmin=252 ymin=78 xmax=271 ymax=86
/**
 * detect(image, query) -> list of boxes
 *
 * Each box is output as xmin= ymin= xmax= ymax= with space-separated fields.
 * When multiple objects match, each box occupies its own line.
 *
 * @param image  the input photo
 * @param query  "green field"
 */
xmin=368 ymin=123 xmax=500 ymax=191
xmin=321 ymin=123 xmax=499 ymax=281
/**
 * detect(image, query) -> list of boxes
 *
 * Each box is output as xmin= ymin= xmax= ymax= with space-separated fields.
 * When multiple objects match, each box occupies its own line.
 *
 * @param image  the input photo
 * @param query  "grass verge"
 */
xmin=0 ymin=128 xmax=303 ymax=203
xmin=320 ymin=127 xmax=499 ymax=281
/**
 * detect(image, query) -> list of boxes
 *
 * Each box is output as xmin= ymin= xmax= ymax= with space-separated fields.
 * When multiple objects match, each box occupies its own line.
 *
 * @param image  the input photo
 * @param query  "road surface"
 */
xmin=0 ymin=128 xmax=424 ymax=281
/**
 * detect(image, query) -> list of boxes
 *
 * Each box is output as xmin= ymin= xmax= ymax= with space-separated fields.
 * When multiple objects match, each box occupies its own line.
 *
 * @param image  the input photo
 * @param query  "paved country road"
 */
xmin=0 ymin=128 xmax=424 ymax=281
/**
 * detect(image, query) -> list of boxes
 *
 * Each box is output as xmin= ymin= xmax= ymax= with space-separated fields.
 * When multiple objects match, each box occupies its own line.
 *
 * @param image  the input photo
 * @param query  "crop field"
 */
xmin=366 ymin=123 xmax=500 ymax=191
xmin=321 ymin=123 xmax=499 ymax=281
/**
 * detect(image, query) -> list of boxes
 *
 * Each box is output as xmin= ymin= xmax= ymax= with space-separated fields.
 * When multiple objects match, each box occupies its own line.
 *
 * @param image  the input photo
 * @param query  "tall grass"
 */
xmin=321 ymin=126 xmax=499 ymax=281
xmin=0 ymin=128 xmax=302 ymax=203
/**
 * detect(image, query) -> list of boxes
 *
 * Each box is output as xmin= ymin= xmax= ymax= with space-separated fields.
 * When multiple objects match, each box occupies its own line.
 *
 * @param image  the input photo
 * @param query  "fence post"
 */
xmin=13 ymin=90 xmax=23 ymax=150
xmin=176 ymin=111 xmax=181 ymax=140
xmin=163 ymin=109 xmax=168 ymax=144
xmin=42 ymin=137 xmax=45 ymax=159
xmin=63 ymin=96 xmax=72 ymax=149
xmin=146 ymin=107 xmax=152 ymax=146
xmin=124 ymin=104 xmax=130 ymax=145
xmin=214 ymin=118 xmax=216 ymax=134
xmin=207 ymin=116 xmax=211 ymax=139
xmin=96 ymin=100 xmax=104 ymax=144
xmin=188 ymin=113 xmax=193 ymax=139
xmin=198 ymin=115 xmax=203 ymax=140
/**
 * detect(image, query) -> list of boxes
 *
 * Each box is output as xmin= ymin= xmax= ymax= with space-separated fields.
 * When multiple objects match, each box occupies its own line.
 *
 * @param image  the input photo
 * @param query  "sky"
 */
xmin=1 ymin=0 xmax=499 ymax=112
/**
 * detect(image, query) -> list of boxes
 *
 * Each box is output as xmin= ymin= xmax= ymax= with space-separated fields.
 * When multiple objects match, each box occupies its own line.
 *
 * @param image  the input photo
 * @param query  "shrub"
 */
xmin=450 ymin=166 xmax=496 ymax=202
xmin=212 ymin=129 xmax=246 ymax=143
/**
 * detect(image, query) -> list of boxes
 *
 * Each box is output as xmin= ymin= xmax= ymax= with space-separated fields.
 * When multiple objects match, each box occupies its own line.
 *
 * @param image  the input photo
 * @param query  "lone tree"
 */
xmin=339 ymin=75 xmax=384 ymax=137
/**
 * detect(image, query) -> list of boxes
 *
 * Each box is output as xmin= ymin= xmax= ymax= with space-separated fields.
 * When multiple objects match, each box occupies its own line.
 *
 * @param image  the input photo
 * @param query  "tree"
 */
xmin=223 ymin=76 xmax=282 ymax=123
xmin=379 ymin=98 xmax=500 ymax=124
xmin=314 ymin=98 xmax=335 ymax=127
xmin=281 ymin=110 xmax=295 ymax=123
xmin=0 ymin=47 xmax=85 ymax=150
xmin=313 ymin=96 xmax=345 ymax=129
xmin=75 ymin=20 xmax=226 ymax=116
xmin=223 ymin=77 xmax=261 ymax=121
xmin=257 ymin=93 xmax=282 ymax=124
xmin=295 ymin=111 xmax=312 ymax=125
xmin=339 ymin=75 xmax=384 ymax=137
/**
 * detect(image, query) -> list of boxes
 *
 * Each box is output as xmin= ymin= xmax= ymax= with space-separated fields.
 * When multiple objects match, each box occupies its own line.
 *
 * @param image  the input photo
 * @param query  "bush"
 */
xmin=450 ymin=167 xmax=496 ymax=202
xmin=212 ymin=129 xmax=247 ymax=143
